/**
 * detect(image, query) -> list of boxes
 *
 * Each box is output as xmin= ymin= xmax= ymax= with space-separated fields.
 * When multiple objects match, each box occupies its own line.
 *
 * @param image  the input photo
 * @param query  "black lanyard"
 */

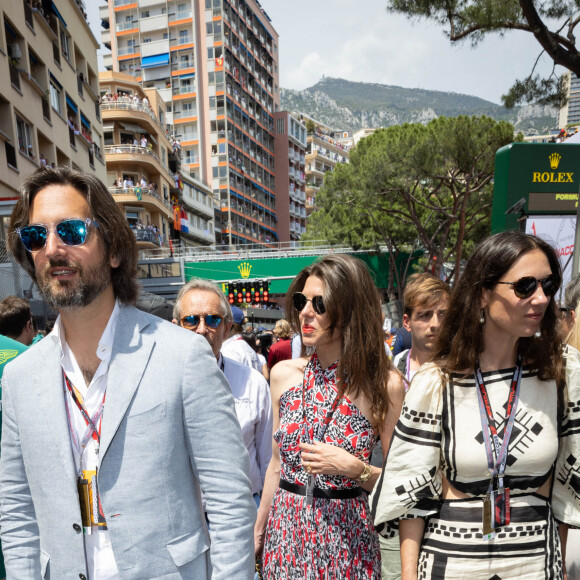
xmin=474 ymin=356 xmax=522 ymax=492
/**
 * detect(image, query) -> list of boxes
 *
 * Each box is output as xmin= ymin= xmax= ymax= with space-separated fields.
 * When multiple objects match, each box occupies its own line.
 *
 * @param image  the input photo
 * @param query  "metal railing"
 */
xmin=139 ymin=240 xmax=362 ymax=261
xmin=109 ymin=186 xmax=172 ymax=211
xmin=100 ymin=100 xmax=164 ymax=134
xmin=105 ymin=145 xmax=170 ymax=173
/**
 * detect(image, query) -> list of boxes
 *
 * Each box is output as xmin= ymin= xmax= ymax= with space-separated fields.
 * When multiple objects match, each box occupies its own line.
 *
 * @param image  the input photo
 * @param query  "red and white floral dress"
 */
xmin=262 ymin=354 xmax=381 ymax=579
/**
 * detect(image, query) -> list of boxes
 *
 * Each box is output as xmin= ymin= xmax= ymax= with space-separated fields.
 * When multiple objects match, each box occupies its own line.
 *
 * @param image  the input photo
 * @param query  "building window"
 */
xmin=16 ymin=114 xmax=34 ymax=158
xmin=60 ymin=27 xmax=71 ymax=62
xmin=50 ymin=82 xmax=63 ymax=115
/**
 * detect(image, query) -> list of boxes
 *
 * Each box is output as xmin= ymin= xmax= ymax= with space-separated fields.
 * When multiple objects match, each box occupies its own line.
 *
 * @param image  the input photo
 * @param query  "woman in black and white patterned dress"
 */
xmin=371 ymin=231 xmax=580 ymax=579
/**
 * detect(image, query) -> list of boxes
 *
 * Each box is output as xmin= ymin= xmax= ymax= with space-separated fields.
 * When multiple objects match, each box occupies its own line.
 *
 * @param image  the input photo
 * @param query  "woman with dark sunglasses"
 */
xmin=254 ymin=254 xmax=405 ymax=579
xmin=371 ymin=231 xmax=580 ymax=579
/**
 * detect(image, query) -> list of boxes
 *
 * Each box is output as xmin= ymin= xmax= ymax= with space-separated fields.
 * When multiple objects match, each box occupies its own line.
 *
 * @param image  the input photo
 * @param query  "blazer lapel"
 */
xmin=99 ymin=306 xmax=153 ymax=461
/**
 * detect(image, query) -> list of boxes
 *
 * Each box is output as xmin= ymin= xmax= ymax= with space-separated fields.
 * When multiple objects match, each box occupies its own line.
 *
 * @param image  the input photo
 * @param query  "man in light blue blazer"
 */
xmin=0 ymin=166 xmax=256 ymax=579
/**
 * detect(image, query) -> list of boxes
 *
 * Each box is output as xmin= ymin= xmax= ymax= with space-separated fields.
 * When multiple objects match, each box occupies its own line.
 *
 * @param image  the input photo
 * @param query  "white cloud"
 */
xmin=265 ymin=0 xmax=563 ymax=104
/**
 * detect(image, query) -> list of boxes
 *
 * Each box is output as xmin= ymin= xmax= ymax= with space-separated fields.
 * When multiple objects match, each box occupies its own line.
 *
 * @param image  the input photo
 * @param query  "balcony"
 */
xmin=105 ymin=145 xmax=168 ymax=173
xmin=172 ymin=59 xmax=195 ymax=70
xmin=141 ymin=39 xmax=169 ymax=57
xmin=109 ymin=186 xmax=172 ymax=216
xmin=140 ymin=14 xmax=168 ymax=33
xmin=136 ymin=0 xmax=164 ymax=7
xmin=169 ymin=10 xmax=192 ymax=22
xmin=171 ymin=35 xmax=192 ymax=46
xmin=117 ymin=45 xmax=139 ymax=56
xmin=181 ymin=188 xmax=214 ymax=219
xmin=100 ymin=98 xmax=163 ymax=134
xmin=116 ymin=20 xmax=138 ymax=32
xmin=133 ymin=228 xmax=161 ymax=247
xmin=181 ymin=220 xmax=215 ymax=244
xmin=173 ymin=84 xmax=197 ymax=96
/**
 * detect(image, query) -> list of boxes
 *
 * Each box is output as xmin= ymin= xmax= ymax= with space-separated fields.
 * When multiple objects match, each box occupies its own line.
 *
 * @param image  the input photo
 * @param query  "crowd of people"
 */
xmin=101 ymin=92 xmax=151 ymax=113
xmin=0 ymin=164 xmax=578 ymax=580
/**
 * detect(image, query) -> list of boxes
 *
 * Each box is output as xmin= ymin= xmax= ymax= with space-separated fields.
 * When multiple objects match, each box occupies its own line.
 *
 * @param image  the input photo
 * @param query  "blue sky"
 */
xmin=88 ymin=0 xmax=561 ymax=105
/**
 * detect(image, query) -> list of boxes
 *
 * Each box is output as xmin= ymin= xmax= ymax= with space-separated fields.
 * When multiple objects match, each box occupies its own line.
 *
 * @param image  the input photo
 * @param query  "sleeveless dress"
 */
xmin=370 ymin=346 xmax=580 ymax=579
xmin=262 ymin=354 xmax=381 ymax=579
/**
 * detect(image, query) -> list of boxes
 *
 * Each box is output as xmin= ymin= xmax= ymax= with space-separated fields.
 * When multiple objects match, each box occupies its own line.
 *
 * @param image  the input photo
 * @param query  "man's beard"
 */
xmin=37 ymin=257 xmax=112 ymax=311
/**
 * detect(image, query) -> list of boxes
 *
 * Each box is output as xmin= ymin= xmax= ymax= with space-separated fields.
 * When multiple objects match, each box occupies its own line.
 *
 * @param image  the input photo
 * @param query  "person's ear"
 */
xmin=402 ymin=313 xmax=411 ymax=333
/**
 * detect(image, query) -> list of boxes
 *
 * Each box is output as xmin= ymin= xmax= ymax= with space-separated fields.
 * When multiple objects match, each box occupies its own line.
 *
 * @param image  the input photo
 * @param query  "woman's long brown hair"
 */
xmin=286 ymin=254 xmax=394 ymax=428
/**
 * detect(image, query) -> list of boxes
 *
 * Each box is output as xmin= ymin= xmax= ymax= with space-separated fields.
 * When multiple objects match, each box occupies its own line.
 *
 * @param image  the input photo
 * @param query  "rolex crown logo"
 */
xmin=549 ymin=153 xmax=562 ymax=170
xmin=238 ymin=262 xmax=252 ymax=279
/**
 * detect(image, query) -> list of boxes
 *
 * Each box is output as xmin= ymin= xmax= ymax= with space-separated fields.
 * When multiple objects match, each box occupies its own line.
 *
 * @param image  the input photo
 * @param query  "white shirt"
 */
xmin=220 ymin=355 xmax=272 ymax=494
xmin=221 ymin=334 xmax=262 ymax=372
xmin=291 ymin=334 xmax=302 ymax=359
xmin=51 ymin=302 xmax=121 ymax=580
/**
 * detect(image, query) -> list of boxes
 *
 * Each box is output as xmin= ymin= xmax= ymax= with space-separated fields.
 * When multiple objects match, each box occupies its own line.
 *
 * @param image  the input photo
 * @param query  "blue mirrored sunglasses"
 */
xmin=16 ymin=218 xmax=99 ymax=253
xmin=180 ymin=314 xmax=223 ymax=330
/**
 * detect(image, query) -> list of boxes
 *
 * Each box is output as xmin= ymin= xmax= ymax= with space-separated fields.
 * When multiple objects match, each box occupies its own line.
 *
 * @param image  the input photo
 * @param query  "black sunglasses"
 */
xmin=16 ymin=218 xmax=98 ymax=253
xmin=292 ymin=292 xmax=326 ymax=315
xmin=496 ymin=274 xmax=557 ymax=299
xmin=180 ymin=314 xmax=223 ymax=330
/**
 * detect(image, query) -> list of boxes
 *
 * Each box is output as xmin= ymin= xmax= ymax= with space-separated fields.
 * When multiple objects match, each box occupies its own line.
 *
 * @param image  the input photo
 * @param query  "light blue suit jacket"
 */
xmin=0 ymin=305 xmax=256 ymax=579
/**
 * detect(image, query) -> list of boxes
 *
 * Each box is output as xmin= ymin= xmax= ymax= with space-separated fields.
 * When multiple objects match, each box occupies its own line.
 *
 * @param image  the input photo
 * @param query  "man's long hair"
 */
xmin=9 ymin=166 xmax=139 ymax=305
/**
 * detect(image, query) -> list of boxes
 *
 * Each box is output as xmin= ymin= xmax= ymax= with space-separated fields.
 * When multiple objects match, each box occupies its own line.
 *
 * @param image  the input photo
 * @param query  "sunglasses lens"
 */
xmin=312 ymin=296 xmax=326 ymax=314
xmin=293 ymin=293 xmax=307 ymax=312
xmin=513 ymin=277 xmax=538 ymax=299
xmin=56 ymin=220 xmax=88 ymax=246
xmin=205 ymin=315 xmax=222 ymax=329
xmin=19 ymin=225 xmax=47 ymax=252
xmin=541 ymin=275 xmax=557 ymax=297
xmin=182 ymin=315 xmax=200 ymax=329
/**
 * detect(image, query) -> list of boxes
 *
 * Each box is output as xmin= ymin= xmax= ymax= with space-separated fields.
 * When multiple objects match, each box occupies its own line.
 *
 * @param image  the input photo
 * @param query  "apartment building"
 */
xmin=273 ymin=111 xmax=306 ymax=244
xmin=0 ymin=0 xmax=105 ymax=236
xmin=100 ymin=71 xmax=172 ymax=251
xmin=100 ymin=0 xmax=279 ymax=247
xmin=303 ymin=115 xmax=349 ymax=216
xmin=559 ymin=71 xmax=580 ymax=129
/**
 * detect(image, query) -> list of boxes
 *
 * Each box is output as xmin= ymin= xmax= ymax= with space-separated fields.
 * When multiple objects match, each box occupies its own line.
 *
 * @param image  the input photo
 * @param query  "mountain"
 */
xmin=280 ymin=77 xmax=557 ymax=134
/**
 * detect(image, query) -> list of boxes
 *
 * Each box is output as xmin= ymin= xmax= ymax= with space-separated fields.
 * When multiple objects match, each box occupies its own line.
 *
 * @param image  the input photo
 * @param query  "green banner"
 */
xmin=492 ymin=143 xmax=580 ymax=233
xmin=184 ymin=251 xmax=420 ymax=294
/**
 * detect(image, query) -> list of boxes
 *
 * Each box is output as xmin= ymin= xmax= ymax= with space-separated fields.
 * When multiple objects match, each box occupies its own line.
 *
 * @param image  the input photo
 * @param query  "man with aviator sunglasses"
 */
xmin=172 ymin=279 xmax=272 ymax=511
xmin=0 ymin=167 xmax=256 ymax=580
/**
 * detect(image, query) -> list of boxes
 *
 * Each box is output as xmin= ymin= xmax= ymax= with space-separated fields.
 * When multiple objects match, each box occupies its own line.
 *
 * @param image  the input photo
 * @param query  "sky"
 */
xmin=87 ymin=0 xmax=561 ymax=106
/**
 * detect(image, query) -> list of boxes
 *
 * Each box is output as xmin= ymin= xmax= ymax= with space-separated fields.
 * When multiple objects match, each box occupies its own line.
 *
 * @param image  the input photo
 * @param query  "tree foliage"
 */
xmin=304 ymin=116 xmax=516 ymax=294
xmin=386 ymin=0 xmax=579 ymax=107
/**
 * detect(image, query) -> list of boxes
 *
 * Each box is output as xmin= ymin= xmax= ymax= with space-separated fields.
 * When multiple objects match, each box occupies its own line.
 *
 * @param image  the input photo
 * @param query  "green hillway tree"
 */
xmin=385 ymin=0 xmax=580 ymax=107
xmin=304 ymin=116 xmax=518 ymax=296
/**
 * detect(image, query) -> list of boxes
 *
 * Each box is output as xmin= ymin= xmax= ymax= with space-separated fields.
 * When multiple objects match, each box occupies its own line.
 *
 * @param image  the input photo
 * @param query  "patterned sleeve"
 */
xmin=553 ymin=345 xmax=580 ymax=528
xmin=370 ymin=363 xmax=444 ymax=535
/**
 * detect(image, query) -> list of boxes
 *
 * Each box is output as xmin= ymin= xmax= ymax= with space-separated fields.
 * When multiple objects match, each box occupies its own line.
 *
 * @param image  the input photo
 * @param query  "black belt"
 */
xmin=279 ymin=478 xmax=364 ymax=499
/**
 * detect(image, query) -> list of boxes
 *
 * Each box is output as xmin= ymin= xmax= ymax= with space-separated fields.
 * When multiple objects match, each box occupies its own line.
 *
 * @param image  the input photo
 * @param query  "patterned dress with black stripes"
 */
xmin=370 ymin=346 xmax=580 ymax=579
xmin=262 ymin=353 xmax=381 ymax=579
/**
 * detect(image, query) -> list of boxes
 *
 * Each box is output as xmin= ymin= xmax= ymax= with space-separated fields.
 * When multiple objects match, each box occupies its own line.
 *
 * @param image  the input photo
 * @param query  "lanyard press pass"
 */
xmin=63 ymin=372 xmax=107 ymax=534
xmin=474 ymin=356 xmax=522 ymax=541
